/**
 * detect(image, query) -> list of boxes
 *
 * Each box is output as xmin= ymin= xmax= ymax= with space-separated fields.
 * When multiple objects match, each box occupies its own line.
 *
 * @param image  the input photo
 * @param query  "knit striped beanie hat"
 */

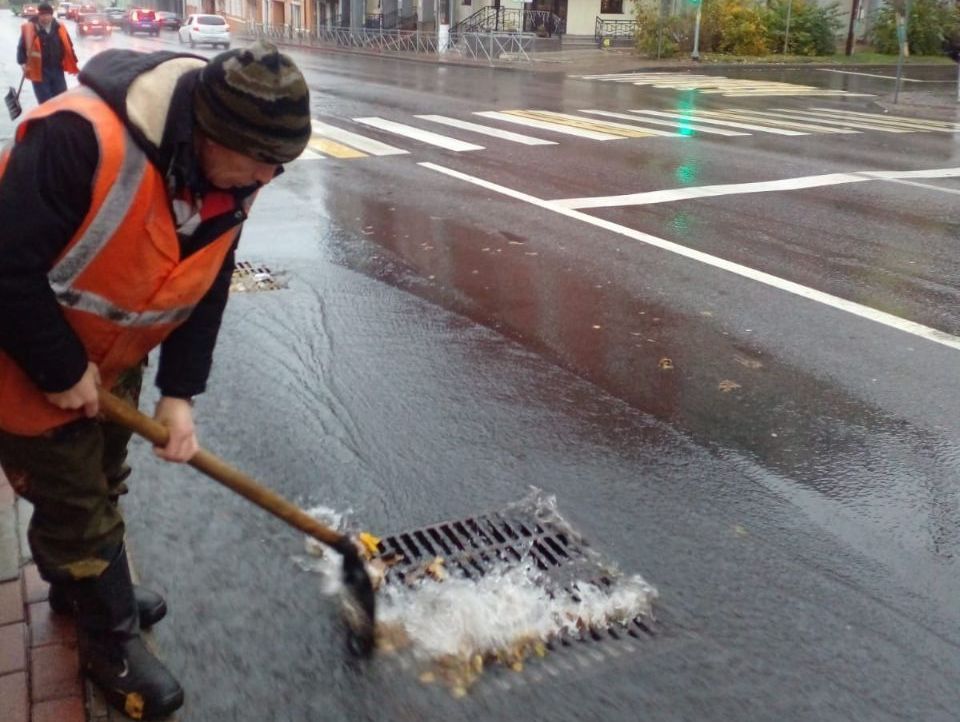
xmin=193 ymin=41 xmax=311 ymax=164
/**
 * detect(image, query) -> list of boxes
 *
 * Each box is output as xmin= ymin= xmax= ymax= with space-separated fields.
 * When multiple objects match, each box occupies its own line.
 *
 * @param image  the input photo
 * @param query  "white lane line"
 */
xmin=552 ymin=167 xmax=960 ymax=209
xmin=555 ymin=173 xmax=869 ymax=208
xmin=807 ymin=107 xmax=960 ymax=131
xmin=417 ymin=161 xmax=960 ymax=352
xmin=414 ymin=115 xmax=557 ymax=145
xmin=579 ymin=109 xmax=749 ymax=136
xmin=311 ymin=119 xmax=408 ymax=156
xmin=629 ymin=110 xmax=807 ymax=136
xmin=353 ymin=117 xmax=485 ymax=151
xmin=743 ymin=108 xmax=916 ymax=133
xmin=885 ymin=178 xmax=960 ymax=195
xmin=474 ymin=111 xmax=623 ymax=140
xmin=818 ymin=68 xmax=929 ymax=82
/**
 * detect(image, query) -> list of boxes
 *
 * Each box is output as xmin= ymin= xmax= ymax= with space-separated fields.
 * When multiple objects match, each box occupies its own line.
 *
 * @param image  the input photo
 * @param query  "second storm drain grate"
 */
xmin=374 ymin=509 xmax=658 ymax=652
xmin=230 ymin=261 xmax=285 ymax=293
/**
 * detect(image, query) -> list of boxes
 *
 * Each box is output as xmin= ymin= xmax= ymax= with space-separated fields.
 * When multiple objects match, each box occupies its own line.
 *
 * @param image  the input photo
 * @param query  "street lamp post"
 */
xmin=783 ymin=0 xmax=793 ymax=54
xmin=691 ymin=0 xmax=702 ymax=61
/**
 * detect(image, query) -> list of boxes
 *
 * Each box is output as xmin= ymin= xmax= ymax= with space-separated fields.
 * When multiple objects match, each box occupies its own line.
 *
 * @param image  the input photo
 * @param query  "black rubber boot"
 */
xmin=49 ymin=583 xmax=167 ymax=628
xmin=73 ymin=545 xmax=184 ymax=720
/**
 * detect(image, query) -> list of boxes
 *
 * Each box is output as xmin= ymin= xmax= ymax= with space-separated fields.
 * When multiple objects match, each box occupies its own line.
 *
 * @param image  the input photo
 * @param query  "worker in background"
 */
xmin=16 ymin=1 xmax=79 ymax=103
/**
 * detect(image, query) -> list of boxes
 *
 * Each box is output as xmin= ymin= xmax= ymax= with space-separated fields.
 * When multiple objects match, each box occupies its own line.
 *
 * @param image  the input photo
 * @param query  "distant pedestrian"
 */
xmin=16 ymin=1 xmax=79 ymax=104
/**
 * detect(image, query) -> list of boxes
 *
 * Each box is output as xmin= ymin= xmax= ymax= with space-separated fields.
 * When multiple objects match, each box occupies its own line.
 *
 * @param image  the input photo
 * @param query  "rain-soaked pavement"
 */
xmin=2 ymin=13 xmax=960 ymax=721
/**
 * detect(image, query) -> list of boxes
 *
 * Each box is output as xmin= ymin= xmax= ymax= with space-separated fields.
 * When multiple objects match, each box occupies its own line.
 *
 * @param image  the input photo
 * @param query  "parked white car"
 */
xmin=178 ymin=14 xmax=230 ymax=49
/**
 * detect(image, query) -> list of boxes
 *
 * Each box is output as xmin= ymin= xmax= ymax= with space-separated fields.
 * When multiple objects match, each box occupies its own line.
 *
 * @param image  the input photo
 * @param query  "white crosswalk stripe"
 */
xmin=629 ymin=109 xmax=807 ymax=136
xmin=414 ymin=114 xmax=558 ymax=144
xmin=473 ymin=111 xmax=623 ymax=140
xmin=292 ymin=105 xmax=959 ymax=165
xmin=571 ymin=72 xmax=874 ymax=97
xmin=734 ymin=108 xmax=916 ymax=133
xmin=311 ymin=119 xmax=408 ymax=156
xmin=353 ymin=117 xmax=485 ymax=151
xmin=510 ymin=110 xmax=679 ymax=137
xmin=578 ymin=109 xmax=749 ymax=136
xmin=298 ymin=147 xmax=326 ymax=160
xmin=695 ymin=109 xmax=859 ymax=133
xmin=807 ymin=107 xmax=960 ymax=132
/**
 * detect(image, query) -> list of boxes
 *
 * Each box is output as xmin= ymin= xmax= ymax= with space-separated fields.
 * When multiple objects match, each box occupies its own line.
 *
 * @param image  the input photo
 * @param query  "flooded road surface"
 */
xmin=0 ymin=17 xmax=957 ymax=720
xmin=124 ymin=156 xmax=959 ymax=721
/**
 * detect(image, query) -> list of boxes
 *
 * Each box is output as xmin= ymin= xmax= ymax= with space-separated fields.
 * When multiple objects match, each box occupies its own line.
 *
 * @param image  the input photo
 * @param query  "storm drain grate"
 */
xmin=375 ymin=509 xmax=658 ymax=646
xmin=230 ymin=261 xmax=285 ymax=293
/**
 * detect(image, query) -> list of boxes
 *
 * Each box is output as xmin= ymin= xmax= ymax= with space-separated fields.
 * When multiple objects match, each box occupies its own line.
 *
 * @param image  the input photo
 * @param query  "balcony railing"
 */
xmin=595 ymin=17 xmax=637 ymax=46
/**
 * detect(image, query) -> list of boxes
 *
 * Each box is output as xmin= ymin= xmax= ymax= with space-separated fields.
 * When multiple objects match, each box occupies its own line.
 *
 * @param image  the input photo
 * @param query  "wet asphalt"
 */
xmin=2 ymin=14 xmax=959 ymax=722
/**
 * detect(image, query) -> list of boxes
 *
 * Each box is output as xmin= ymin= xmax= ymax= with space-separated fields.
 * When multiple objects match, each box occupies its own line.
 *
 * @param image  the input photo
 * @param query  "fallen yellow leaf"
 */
xmin=357 ymin=532 xmax=381 ymax=559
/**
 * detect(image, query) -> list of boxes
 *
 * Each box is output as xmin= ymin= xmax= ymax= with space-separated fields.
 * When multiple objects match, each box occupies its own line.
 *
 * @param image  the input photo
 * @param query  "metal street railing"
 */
xmin=245 ymin=24 xmax=537 ymax=62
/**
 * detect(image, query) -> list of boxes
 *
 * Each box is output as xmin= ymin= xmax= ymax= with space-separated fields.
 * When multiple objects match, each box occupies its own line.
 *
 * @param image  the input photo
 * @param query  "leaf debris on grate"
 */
xmin=230 ymin=260 xmax=285 ymax=293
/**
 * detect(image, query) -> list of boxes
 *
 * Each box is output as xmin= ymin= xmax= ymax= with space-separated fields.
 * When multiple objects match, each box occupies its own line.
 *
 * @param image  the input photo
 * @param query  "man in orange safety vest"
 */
xmin=16 ymin=1 xmax=79 ymax=103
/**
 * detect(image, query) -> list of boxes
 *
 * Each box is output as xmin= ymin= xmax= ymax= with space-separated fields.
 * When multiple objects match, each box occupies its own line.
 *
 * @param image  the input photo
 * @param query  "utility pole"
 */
xmin=844 ymin=0 xmax=859 ymax=56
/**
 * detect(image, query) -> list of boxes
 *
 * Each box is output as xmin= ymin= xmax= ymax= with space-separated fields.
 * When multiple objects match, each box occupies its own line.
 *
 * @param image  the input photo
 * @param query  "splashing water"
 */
xmin=377 ymin=564 xmax=657 ymax=660
xmin=293 ymin=490 xmax=658 ymax=689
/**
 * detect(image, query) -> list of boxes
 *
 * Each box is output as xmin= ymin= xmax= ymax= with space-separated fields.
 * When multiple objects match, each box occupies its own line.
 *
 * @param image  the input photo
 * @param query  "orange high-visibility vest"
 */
xmin=0 ymin=87 xmax=240 ymax=435
xmin=20 ymin=21 xmax=79 ymax=82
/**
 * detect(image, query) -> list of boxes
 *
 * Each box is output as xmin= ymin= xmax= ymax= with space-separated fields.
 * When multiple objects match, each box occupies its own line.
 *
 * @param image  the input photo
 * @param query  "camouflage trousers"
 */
xmin=0 ymin=365 xmax=144 ymax=582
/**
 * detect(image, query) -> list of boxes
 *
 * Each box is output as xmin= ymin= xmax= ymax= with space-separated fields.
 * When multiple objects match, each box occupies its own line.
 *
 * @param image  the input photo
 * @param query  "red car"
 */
xmin=77 ymin=12 xmax=111 ymax=36
xmin=123 ymin=8 xmax=159 ymax=36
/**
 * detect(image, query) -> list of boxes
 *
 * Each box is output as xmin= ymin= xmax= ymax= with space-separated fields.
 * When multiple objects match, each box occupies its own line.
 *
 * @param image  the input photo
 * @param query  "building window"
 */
xmin=600 ymin=0 xmax=623 ymax=13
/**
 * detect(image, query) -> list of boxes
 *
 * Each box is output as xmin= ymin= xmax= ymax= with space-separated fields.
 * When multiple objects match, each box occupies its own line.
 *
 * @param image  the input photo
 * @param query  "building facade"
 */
xmin=208 ymin=0 xmax=630 ymax=37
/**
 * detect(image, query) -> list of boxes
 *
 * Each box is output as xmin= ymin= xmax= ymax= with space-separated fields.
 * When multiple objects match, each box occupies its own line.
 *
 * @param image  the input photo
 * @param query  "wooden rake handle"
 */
xmin=98 ymin=389 xmax=348 ymax=549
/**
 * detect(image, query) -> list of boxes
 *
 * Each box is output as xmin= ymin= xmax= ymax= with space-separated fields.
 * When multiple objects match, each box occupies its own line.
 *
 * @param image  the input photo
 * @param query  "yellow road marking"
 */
xmin=308 ymin=137 xmax=368 ymax=159
xmin=505 ymin=110 xmax=657 ymax=138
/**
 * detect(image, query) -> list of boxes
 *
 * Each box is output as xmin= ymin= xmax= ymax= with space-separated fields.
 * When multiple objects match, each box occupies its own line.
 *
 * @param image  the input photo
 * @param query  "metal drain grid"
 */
xmin=230 ymin=261 xmax=284 ymax=292
xmin=375 ymin=511 xmax=657 ymax=645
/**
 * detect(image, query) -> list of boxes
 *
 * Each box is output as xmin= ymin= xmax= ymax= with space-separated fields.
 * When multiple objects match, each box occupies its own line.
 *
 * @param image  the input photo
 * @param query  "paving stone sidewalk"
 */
xmin=0 ymin=468 xmax=86 ymax=722
xmin=0 ymin=469 xmax=172 ymax=722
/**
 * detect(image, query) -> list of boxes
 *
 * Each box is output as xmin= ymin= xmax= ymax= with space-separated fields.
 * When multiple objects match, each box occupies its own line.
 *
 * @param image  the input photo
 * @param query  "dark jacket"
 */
xmin=0 ymin=49 xmax=257 ymax=400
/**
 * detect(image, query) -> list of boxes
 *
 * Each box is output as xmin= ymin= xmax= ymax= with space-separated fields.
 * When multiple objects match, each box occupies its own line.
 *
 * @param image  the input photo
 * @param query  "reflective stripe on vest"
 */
xmin=37 ymin=88 xmax=199 ymax=328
